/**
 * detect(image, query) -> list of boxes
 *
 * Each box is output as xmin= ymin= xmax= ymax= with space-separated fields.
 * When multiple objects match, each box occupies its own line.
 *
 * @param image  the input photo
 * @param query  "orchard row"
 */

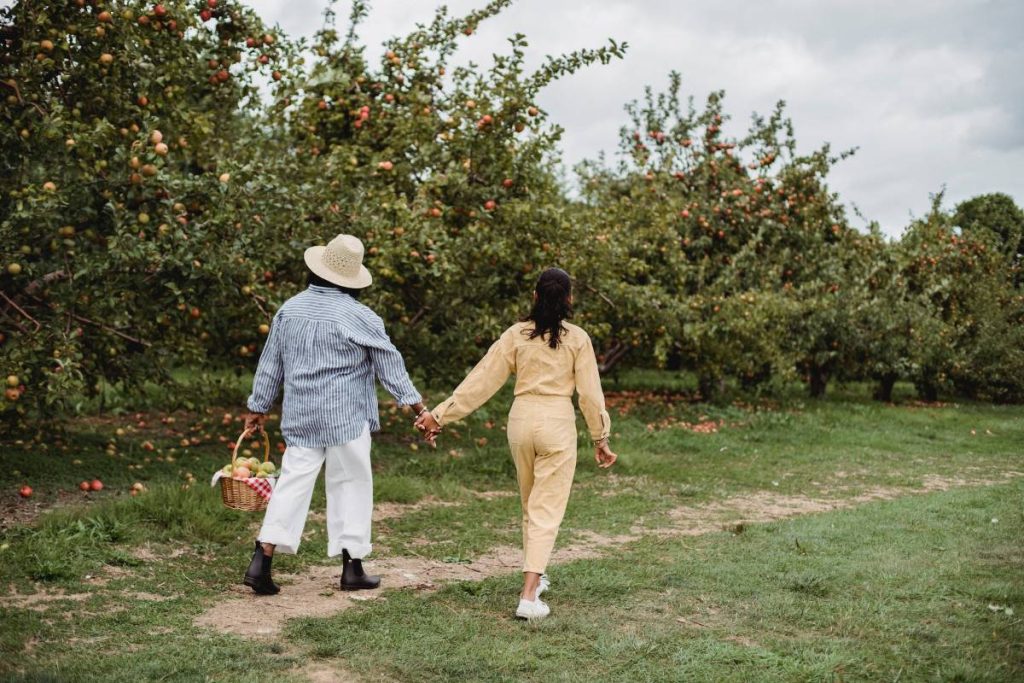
xmin=1 ymin=0 xmax=1022 ymax=429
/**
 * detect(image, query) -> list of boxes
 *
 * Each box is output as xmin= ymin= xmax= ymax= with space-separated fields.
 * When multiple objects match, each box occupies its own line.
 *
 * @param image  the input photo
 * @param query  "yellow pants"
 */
xmin=506 ymin=395 xmax=578 ymax=574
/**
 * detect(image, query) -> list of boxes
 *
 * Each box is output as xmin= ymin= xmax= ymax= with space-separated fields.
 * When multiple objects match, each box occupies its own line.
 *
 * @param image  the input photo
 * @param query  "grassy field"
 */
xmin=1 ymin=373 xmax=1022 ymax=682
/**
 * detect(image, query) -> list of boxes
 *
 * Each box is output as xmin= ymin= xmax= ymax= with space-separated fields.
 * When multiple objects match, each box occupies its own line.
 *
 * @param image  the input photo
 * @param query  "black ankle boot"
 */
xmin=243 ymin=541 xmax=280 ymax=595
xmin=340 ymin=548 xmax=380 ymax=591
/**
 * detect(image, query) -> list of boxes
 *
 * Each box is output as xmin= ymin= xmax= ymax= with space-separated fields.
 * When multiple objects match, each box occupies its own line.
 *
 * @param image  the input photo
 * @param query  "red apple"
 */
xmin=90 ymin=479 xmax=103 ymax=491
xmin=199 ymin=9 xmax=211 ymax=21
xmin=79 ymin=480 xmax=90 ymax=491
xmin=246 ymin=37 xmax=256 ymax=48
xmin=19 ymin=485 xmax=32 ymax=498
xmin=484 ymin=200 xmax=496 ymax=211
xmin=153 ymin=4 xmax=166 ymax=17
xmin=502 ymin=178 xmax=513 ymax=189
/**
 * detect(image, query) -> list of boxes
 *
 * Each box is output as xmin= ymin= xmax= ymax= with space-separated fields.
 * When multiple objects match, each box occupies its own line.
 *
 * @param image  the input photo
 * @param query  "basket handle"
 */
xmin=232 ymin=428 xmax=271 ymax=470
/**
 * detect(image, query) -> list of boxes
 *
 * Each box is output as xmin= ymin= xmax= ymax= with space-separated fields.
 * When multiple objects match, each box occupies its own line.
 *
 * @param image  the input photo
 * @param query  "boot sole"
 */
xmin=243 ymin=576 xmax=280 ymax=595
xmin=340 ymin=583 xmax=381 ymax=591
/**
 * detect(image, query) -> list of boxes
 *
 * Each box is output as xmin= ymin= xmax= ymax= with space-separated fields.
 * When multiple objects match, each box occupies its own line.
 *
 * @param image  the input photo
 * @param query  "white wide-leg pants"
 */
xmin=257 ymin=423 xmax=373 ymax=558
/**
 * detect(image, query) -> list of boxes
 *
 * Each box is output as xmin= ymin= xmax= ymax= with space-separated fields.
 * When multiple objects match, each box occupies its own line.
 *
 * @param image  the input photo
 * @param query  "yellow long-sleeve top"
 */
xmin=431 ymin=321 xmax=612 ymax=442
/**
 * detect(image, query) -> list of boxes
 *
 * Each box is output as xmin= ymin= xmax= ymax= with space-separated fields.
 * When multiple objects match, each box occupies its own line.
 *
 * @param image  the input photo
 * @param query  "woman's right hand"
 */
xmin=594 ymin=440 xmax=617 ymax=468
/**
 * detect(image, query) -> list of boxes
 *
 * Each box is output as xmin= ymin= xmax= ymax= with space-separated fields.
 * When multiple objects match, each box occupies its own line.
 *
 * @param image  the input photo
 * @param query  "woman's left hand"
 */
xmin=594 ymin=441 xmax=617 ymax=469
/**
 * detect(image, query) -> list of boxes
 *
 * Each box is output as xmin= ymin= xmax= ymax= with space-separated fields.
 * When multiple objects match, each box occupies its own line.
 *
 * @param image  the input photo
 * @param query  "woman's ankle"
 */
xmin=521 ymin=571 xmax=541 ymax=600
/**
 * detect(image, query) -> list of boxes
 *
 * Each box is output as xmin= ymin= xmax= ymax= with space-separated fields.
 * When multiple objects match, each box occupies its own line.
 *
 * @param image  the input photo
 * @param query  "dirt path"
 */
xmin=194 ymin=470 xmax=1023 ymax=644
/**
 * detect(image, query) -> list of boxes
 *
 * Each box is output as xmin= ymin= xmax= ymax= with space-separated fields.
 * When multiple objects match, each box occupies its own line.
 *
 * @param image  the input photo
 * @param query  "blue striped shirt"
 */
xmin=246 ymin=285 xmax=423 ymax=447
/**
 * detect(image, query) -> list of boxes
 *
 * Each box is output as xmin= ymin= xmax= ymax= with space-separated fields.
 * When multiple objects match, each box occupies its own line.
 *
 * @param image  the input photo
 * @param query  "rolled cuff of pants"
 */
xmin=523 ymin=560 xmax=548 ymax=574
xmin=258 ymin=524 xmax=302 ymax=555
xmin=327 ymin=540 xmax=372 ymax=559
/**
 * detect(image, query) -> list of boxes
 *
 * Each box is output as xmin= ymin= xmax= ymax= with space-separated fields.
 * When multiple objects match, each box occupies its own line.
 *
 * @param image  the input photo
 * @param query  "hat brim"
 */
xmin=303 ymin=246 xmax=373 ymax=289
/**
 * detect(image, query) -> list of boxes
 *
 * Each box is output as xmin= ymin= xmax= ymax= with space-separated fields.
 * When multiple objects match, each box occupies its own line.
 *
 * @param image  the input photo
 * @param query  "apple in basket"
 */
xmin=258 ymin=461 xmax=277 ymax=475
xmin=232 ymin=465 xmax=251 ymax=479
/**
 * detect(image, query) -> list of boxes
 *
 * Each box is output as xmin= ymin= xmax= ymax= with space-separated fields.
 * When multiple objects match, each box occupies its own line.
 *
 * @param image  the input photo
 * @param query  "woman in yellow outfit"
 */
xmin=417 ymin=268 xmax=617 ymax=620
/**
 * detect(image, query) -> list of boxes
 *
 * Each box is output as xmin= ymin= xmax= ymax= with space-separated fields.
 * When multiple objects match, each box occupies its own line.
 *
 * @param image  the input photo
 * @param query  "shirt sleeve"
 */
xmin=354 ymin=313 xmax=423 ymax=406
xmin=432 ymin=327 xmax=517 ymax=427
xmin=247 ymin=314 xmax=285 ymax=414
xmin=574 ymin=331 xmax=611 ymax=441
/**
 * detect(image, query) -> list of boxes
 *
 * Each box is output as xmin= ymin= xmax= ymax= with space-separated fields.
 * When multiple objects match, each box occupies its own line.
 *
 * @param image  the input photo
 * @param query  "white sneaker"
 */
xmin=516 ymin=597 xmax=551 ymax=620
xmin=536 ymin=574 xmax=550 ymax=597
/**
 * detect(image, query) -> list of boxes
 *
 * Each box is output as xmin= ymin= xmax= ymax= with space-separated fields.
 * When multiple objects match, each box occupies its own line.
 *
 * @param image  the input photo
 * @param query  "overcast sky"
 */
xmin=244 ymin=0 xmax=1023 ymax=236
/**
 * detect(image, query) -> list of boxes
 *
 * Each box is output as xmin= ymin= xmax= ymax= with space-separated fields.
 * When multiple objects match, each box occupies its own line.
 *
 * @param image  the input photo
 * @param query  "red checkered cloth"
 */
xmin=210 ymin=471 xmax=277 ymax=500
xmin=242 ymin=476 xmax=274 ymax=500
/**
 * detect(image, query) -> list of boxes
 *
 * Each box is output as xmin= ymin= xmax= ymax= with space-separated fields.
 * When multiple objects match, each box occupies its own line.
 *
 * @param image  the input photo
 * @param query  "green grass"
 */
xmin=1 ymin=372 xmax=1022 ymax=681
xmin=288 ymin=482 xmax=1024 ymax=682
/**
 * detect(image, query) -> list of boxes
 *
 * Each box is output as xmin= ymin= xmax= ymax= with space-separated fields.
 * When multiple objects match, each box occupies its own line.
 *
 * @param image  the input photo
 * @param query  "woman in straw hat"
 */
xmin=241 ymin=234 xmax=440 ymax=595
xmin=416 ymin=267 xmax=617 ymax=620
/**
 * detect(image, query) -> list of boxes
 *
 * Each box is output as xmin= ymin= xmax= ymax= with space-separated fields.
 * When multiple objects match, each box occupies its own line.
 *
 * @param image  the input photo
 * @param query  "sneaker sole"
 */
xmin=515 ymin=611 xmax=549 ymax=620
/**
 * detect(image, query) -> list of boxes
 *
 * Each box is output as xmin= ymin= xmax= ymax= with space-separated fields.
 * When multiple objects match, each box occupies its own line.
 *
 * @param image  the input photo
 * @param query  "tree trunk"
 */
xmin=808 ymin=364 xmax=828 ymax=398
xmin=698 ymin=374 xmax=725 ymax=402
xmin=873 ymin=373 xmax=897 ymax=402
xmin=916 ymin=379 xmax=939 ymax=402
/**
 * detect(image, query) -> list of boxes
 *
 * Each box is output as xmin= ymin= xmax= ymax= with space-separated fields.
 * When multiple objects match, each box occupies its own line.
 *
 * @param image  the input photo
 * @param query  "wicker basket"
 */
xmin=219 ymin=429 xmax=273 ymax=512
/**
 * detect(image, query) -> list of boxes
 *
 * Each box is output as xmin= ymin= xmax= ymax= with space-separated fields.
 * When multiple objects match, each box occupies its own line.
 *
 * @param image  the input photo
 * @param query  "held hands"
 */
xmin=594 ymin=439 xmax=617 ymax=469
xmin=413 ymin=408 xmax=442 ymax=448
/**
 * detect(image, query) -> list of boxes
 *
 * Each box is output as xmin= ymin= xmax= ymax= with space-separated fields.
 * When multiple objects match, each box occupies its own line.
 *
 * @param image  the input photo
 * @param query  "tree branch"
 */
xmin=0 ymin=290 xmax=41 ymax=332
xmin=249 ymin=293 xmax=272 ymax=322
xmin=69 ymin=312 xmax=151 ymax=347
xmin=598 ymin=339 xmax=628 ymax=374
xmin=25 ymin=269 xmax=68 ymax=296
xmin=578 ymin=280 xmax=616 ymax=308
xmin=408 ymin=305 xmax=430 ymax=328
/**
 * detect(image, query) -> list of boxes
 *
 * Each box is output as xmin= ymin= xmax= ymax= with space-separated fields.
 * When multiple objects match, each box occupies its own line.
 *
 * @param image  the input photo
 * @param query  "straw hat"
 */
xmin=303 ymin=234 xmax=373 ymax=289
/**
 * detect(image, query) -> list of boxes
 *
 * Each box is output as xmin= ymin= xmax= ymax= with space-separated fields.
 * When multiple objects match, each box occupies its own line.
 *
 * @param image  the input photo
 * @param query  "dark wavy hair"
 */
xmin=522 ymin=268 xmax=573 ymax=349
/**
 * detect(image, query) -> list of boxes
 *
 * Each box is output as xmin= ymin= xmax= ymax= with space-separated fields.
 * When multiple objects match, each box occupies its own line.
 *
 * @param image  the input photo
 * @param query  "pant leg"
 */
xmin=325 ymin=423 xmax=374 ymax=559
xmin=507 ymin=412 xmax=536 ymax=566
xmin=257 ymin=445 xmax=325 ymax=554
xmin=522 ymin=409 xmax=578 ymax=575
